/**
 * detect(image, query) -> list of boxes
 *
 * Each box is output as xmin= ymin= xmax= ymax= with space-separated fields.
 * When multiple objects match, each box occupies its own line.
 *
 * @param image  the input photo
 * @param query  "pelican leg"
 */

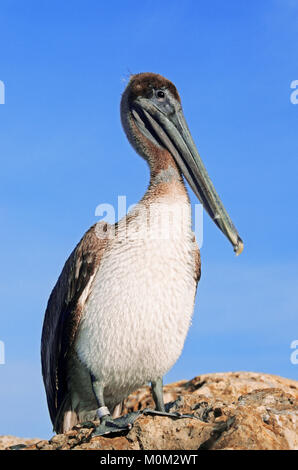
xmin=91 ymin=377 xmax=134 ymax=436
xmin=141 ymin=376 xmax=196 ymax=419
xmin=152 ymin=376 xmax=166 ymax=411
xmin=92 ymin=378 xmax=110 ymax=424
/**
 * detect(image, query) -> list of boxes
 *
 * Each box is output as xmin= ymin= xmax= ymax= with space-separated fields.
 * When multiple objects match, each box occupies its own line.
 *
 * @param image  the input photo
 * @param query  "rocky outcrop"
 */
xmin=0 ymin=436 xmax=40 ymax=450
xmin=2 ymin=372 xmax=297 ymax=450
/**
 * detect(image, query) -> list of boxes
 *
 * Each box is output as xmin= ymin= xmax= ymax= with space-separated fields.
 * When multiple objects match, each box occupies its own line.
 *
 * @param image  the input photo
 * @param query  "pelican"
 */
xmin=41 ymin=73 xmax=243 ymax=435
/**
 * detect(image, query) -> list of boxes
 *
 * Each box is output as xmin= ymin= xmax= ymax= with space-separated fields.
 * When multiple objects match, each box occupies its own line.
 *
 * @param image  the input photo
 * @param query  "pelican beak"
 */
xmin=132 ymin=97 xmax=243 ymax=255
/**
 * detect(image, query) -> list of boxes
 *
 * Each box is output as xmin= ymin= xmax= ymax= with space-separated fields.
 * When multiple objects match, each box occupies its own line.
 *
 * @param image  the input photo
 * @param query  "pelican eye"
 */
xmin=156 ymin=90 xmax=165 ymax=100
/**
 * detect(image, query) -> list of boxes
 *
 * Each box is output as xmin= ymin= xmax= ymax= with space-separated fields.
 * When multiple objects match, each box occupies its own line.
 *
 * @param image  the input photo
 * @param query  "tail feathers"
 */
xmin=62 ymin=410 xmax=79 ymax=433
xmin=54 ymin=393 xmax=79 ymax=434
xmin=112 ymin=401 xmax=124 ymax=419
xmin=54 ymin=396 xmax=125 ymax=433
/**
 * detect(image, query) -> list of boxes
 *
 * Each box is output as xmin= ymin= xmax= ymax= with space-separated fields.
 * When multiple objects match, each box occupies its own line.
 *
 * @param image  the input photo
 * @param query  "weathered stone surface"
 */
xmin=0 ymin=435 xmax=40 ymax=450
xmin=2 ymin=372 xmax=297 ymax=450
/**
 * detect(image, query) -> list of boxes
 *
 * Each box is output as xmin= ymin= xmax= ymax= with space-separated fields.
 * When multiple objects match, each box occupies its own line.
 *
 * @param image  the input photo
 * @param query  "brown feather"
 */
xmin=41 ymin=222 xmax=109 ymax=427
xmin=128 ymin=72 xmax=181 ymax=103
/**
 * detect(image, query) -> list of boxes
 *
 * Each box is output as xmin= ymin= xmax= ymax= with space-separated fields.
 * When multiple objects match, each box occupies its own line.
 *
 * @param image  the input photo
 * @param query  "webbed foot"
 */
xmin=91 ymin=407 xmax=196 ymax=436
xmin=91 ymin=412 xmax=141 ymax=436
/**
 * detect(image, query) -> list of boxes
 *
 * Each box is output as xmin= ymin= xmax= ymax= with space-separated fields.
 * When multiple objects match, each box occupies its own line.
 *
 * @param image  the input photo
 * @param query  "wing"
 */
xmin=41 ymin=222 xmax=110 ymax=426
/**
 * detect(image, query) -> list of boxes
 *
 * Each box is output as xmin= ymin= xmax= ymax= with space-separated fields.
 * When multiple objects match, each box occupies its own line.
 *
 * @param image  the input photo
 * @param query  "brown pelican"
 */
xmin=41 ymin=73 xmax=243 ymax=435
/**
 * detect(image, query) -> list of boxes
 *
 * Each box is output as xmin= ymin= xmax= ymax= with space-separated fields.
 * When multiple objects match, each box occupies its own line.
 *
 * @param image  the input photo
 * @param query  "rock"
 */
xmin=3 ymin=372 xmax=298 ymax=450
xmin=0 ymin=436 xmax=40 ymax=450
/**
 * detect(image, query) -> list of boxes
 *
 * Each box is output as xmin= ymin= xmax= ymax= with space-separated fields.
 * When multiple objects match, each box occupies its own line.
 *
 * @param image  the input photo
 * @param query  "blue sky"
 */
xmin=0 ymin=0 xmax=297 ymax=439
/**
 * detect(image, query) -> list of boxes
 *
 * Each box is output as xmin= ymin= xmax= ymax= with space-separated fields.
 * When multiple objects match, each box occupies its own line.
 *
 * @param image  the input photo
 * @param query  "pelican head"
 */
xmin=121 ymin=72 xmax=243 ymax=255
